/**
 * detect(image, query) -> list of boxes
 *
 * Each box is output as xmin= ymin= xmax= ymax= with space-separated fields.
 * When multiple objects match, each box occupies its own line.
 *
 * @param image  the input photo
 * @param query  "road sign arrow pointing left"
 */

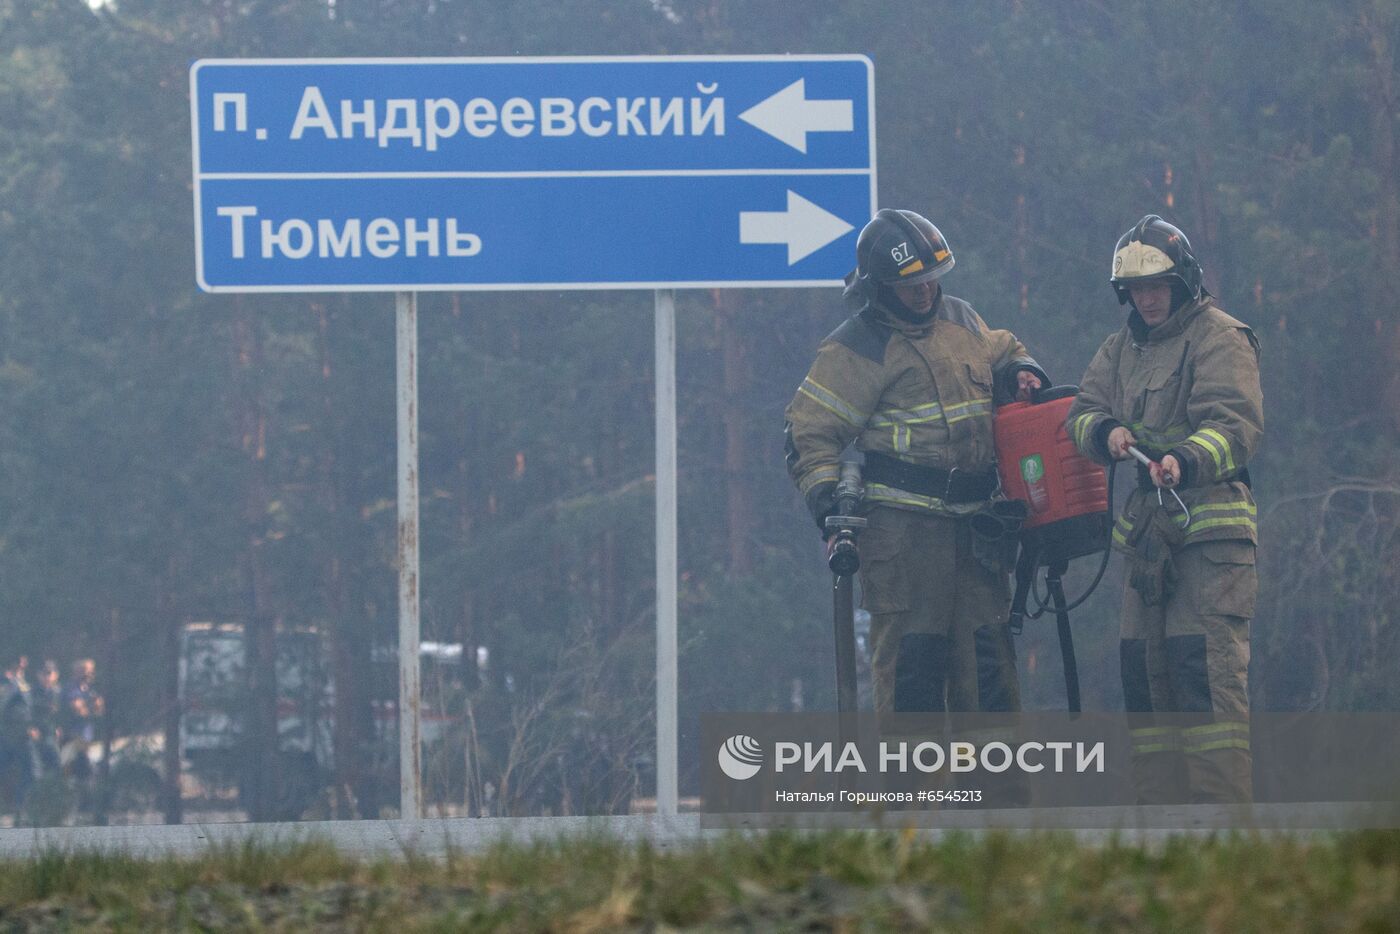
xmin=740 ymin=190 xmax=855 ymax=265
xmin=738 ymin=79 xmax=854 ymax=153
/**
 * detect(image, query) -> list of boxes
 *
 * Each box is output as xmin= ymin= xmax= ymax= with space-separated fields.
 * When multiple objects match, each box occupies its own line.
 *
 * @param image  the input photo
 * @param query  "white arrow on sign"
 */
xmin=738 ymin=79 xmax=855 ymax=153
xmin=739 ymin=190 xmax=855 ymax=265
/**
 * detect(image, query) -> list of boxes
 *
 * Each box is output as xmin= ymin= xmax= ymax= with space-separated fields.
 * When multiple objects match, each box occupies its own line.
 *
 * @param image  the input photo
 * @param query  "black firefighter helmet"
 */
xmin=1109 ymin=214 xmax=1204 ymax=306
xmin=843 ymin=209 xmax=955 ymax=309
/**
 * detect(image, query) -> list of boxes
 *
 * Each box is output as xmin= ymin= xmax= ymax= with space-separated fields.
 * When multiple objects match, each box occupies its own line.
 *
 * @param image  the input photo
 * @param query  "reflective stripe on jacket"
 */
xmin=785 ymin=292 xmax=1045 ymax=515
xmin=1067 ymin=297 xmax=1263 ymax=548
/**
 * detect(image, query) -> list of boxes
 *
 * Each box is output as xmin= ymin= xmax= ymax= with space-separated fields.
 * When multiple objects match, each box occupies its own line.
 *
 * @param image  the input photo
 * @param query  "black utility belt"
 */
xmin=1135 ymin=462 xmax=1252 ymax=490
xmin=862 ymin=452 xmax=999 ymax=504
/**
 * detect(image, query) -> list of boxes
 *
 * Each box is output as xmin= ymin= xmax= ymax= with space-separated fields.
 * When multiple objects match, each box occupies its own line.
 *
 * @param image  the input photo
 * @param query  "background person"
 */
xmin=61 ymin=658 xmax=104 ymax=789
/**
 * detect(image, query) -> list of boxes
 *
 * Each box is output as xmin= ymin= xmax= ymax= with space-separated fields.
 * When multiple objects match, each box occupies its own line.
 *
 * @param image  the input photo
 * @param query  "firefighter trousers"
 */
xmin=1120 ymin=538 xmax=1255 ymax=804
xmin=861 ymin=506 xmax=1020 ymax=714
xmin=859 ymin=506 xmax=1026 ymax=805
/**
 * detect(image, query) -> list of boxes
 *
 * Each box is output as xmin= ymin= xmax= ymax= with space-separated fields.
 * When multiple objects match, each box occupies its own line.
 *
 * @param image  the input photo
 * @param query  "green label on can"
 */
xmin=1020 ymin=454 xmax=1045 ymax=485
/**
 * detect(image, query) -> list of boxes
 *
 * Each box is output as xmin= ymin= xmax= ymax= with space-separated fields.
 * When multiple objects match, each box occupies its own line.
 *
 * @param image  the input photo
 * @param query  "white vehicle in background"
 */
xmin=178 ymin=622 xmax=333 ymax=819
xmin=178 ymin=623 xmax=468 ymax=818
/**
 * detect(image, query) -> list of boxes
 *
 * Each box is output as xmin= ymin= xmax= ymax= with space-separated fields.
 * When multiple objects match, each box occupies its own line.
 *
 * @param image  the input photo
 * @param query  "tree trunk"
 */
xmin=1187 ymin=41 xmax=1223 ymax=297
xmin=1361 ymin=5 xmax=1400 ymax=434
xmin=159 ymin=556 xmax=183 ymax=825
xmin=315 ymin=301 xmax=361 ymax=819
xmin=93 ymin=608 xmax=117 ymax=826
xmin=234 ymin=303 xmax=280 ymax=822
xmin=715 ymin=290 xmax=753 ymax=574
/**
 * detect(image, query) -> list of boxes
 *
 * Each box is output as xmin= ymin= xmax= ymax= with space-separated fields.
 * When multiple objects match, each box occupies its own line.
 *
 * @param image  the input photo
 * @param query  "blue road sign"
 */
xmin=190 ymin=56 xmax=876 ymax=292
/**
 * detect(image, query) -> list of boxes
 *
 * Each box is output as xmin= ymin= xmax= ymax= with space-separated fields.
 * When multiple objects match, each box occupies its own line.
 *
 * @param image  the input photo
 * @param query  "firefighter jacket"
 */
xmin=785 ymin=291 xmax=1047 ymax=517
xmin=1067 ymin=296 xmax=1263 ymax=550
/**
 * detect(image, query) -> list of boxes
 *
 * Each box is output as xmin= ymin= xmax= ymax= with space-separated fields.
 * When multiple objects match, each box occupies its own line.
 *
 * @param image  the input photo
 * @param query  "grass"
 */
xmin=0 ymin=830 xmax=1395 ymax=931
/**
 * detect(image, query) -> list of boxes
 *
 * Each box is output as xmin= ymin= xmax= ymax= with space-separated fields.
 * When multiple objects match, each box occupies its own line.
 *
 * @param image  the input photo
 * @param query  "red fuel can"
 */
xmin=994 ymin=387 xmax=1109 ymax=561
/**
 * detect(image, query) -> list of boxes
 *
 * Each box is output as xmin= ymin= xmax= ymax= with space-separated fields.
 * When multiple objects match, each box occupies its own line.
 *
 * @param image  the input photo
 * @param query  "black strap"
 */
xmin=1045 ymin=561 xmax=1081 ymax=715
xmin=862 ymin=451 xmax=999 ymax=504
xmin=1009 ymin=549 xmax=1081 ymax=714
xmin=1008 ymin=544 xmax=1039 ymax=636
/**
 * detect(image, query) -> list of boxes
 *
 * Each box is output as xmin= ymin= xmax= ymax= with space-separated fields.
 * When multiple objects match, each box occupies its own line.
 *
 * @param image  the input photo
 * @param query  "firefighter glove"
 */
xmin=1127 ymin=504 xmax=1185 ymax=606
xmin=805 ymin=481 xmax=839 ymax=537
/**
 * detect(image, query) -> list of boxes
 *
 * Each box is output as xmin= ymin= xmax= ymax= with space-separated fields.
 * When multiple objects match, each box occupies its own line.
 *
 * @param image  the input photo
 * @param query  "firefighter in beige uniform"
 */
xmin=785 ymin=209 xmax=1047 ymax=725
xmin=1067 ymin=215 xmax=1262 ymax=803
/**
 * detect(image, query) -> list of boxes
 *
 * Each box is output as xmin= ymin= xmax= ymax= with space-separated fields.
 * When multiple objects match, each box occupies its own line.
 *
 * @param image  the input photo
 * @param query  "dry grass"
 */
xmin=0 ymin=829 xmax=1395 ymax=931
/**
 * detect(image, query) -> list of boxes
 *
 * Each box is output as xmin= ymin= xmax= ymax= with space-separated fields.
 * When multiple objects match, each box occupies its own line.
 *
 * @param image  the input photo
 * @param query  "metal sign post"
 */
xmin=653 ymin=290 xmax=677 ymax=817
xmin=395 ymin=291 xmax=422 ymax=819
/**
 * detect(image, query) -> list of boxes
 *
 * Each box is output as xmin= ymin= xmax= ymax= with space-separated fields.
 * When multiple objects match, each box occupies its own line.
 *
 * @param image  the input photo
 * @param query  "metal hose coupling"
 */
xmin=825 ymin=458 xmax=867 ymax=577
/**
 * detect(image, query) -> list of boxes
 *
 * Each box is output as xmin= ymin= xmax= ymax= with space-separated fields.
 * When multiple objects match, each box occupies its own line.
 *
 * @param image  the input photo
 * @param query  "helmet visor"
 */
xmin=883 ymin=253 xmax=954 ymax=286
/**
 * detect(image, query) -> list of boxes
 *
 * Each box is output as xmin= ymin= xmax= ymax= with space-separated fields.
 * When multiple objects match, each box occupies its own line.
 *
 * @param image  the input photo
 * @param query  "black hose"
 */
xmin=1047 ymin=564 xmax=1081 ymax=714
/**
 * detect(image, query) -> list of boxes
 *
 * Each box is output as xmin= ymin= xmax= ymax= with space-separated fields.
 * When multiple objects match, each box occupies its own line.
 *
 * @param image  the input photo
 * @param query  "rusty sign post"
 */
xmin=396 ymin=291 xmax=423 ymax=820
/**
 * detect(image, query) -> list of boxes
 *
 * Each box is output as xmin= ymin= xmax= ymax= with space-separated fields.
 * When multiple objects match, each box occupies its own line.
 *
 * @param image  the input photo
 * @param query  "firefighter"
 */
xmin=784 ymin=209 xmax=1047 ymax=736
xmin=1067 ymin=215 xmax=1262 ymax=804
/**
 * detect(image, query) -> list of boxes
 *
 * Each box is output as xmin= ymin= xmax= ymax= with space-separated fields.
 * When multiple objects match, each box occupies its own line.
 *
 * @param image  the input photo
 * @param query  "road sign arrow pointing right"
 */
xmin=739 ymin=190 xmax=855 ymax=265
xmin=738 ymin=79 xmax=855 ymax=153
